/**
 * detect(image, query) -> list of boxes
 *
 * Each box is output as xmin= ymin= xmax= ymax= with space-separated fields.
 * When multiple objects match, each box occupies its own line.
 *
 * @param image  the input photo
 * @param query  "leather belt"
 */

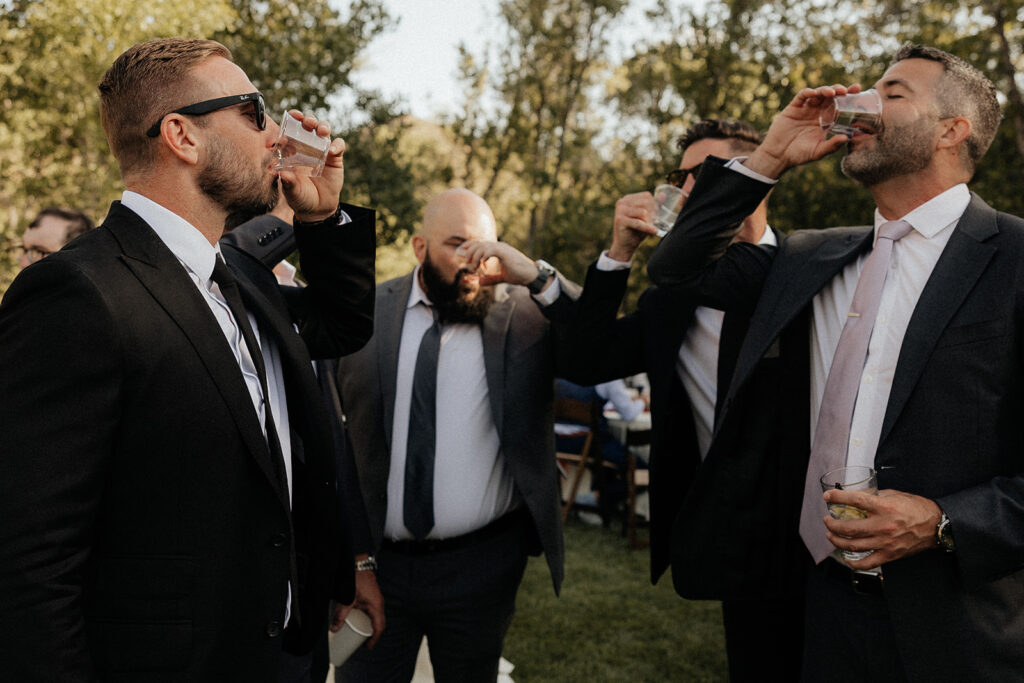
xmin=821 ymin=557 xmax=885 ymax=597
xmin=382 ymin=509 xmax=526 ymax=556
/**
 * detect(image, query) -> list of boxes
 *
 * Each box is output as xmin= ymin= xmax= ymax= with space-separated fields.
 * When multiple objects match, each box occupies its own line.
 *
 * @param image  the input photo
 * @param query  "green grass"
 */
xmin=503 ymin=518 xmax=729 ymax=682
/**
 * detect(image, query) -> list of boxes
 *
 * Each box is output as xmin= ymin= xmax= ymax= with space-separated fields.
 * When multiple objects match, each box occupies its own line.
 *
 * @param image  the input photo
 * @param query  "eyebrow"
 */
xmin=879 ymin=77 xmax=915 ymax=92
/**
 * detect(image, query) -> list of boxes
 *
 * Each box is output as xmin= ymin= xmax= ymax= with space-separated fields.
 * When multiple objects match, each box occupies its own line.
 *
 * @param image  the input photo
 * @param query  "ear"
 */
xmin=937 ymin=116 xmax=971 ymax=152
xmin=158 ymin=114 xmax=202 ymax=166
xmin=412 ymin=234 xmax=427 ymax=265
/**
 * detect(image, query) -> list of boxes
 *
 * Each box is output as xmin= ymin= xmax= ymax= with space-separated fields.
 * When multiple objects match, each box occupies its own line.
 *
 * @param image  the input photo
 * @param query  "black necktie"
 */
xmin=404 ymin=311 xmax=442 ymax=539
xmin=209 ymin=257 xmax=287 ymax=490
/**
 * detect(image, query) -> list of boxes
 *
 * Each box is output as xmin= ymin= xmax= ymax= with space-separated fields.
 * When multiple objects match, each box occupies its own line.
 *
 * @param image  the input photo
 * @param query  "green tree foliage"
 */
xmin=446 ymin=0 xmax=632 ymax=286
xmin=0 ymin=0 xmax=411 ymax=294
xmin=0 ymin=0 xmax=236 ymax=289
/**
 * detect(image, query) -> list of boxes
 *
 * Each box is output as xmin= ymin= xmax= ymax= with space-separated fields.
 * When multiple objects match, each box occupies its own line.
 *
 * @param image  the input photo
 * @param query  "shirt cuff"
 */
xmin=597 ymin=250 xmax=632 ymax=271
xmin=725 ymin=156 xmax=780 ymax=185
xmin=533 ymin=277 xmax=562 ymax=306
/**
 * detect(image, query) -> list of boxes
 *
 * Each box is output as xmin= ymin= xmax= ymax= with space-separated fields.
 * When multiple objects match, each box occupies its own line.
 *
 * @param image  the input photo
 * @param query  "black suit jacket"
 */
xmin=555 ymin=249 xmax=773 ymax=585
xmin=0 ymin=201 xmax=375 ymax=681
xmin=648 ymin=159 xmax=1024 ymax=681
xmin=221 ymin=213 xmax=374 ymax=557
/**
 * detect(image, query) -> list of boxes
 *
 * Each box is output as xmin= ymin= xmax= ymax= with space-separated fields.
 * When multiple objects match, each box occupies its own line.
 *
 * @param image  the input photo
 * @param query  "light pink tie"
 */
xmin=799 ymin=220 xmax=913 ymax=563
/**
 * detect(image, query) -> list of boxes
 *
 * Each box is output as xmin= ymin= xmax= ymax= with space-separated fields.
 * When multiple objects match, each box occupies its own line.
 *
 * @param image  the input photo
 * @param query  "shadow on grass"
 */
xmin=503 ymin=518 xmax=728 ymax=682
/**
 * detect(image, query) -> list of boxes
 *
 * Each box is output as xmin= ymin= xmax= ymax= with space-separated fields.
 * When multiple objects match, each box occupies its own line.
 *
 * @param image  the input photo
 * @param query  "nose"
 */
xmin=265 ymin=115 xmax=281 ymax=146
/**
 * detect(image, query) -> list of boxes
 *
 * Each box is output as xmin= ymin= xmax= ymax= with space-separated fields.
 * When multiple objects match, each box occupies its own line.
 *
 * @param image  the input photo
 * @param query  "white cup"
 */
xmin=328 ymin=608 xmax=373 ymax=666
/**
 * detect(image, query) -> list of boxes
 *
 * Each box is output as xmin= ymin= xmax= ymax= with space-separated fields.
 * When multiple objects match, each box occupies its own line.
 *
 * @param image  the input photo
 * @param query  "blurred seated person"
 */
xmin=554 ymin=378 xmax=648 ymax=512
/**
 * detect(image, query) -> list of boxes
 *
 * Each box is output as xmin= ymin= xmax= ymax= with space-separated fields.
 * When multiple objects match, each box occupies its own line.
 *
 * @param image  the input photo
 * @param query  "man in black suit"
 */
xmin=335 ymin=188 xmax=577 ymax=682
xmin=0 ymin=38 xmax=375 ymax=681
xmin=648 ymin=45 xmax=1022 ymax=682
xmin=557 ymin=120 xmax=797 ymax=681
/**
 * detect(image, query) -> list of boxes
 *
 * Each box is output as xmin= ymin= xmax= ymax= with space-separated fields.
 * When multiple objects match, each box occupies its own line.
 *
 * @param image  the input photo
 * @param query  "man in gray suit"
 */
xmin=649 ymin=45 xmax=1022 ymax=681
xmin=334 ymin=188 xmax=575 ymax=682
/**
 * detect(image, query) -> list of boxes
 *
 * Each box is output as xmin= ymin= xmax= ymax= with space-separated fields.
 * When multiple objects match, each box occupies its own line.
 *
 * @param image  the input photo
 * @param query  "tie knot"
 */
xmin=878 ymin=219 xmax=912 ymax=243
xmin=210 ymin=256 xmax=236 ymax=288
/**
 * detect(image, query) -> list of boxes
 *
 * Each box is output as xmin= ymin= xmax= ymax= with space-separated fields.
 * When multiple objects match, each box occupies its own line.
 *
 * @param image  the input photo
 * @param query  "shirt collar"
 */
xmin=121 ymin=191 xmax=222 ymax=283
xmin=406 ymin=265 xmax=433 ymax=310
xmin=758 ymin=225 xmax=778 ymax=247
xmin=873 ymin=183 xmax=971 ymax=240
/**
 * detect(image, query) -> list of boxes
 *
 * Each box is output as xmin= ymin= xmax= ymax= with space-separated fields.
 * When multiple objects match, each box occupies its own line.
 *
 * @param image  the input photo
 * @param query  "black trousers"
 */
xmin=800 ymin=560 xmax=907 ymax=682
xmin=721 ymin=595 xmax=804 ymax=682
xmin=336 ymin=516 xmax=529 ymax=683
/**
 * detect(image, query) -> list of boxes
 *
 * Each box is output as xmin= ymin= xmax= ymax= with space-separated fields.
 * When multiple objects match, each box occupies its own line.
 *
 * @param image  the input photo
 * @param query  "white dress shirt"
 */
xmin=121 ymin=191 xmax=295 ymax=618
xmin=726 ymin=161 xmax=969 ymax=466
xmin=385 ymin=268 xmax=518 ymax=540
xmin=808 ymin=185 xmax=968 ymax=467
xmin=597 ymin=226 xmax=776 ymax=460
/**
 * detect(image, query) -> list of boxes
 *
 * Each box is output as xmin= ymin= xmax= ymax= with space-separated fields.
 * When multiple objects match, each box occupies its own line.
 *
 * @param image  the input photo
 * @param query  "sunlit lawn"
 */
xmin=503 ymin=518 xmax=729 ymax=682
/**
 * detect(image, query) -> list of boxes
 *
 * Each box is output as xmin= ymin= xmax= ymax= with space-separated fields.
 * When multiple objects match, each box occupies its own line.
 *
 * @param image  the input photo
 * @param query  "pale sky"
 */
xmin=349 ymin=0 xmax=665 ymax=121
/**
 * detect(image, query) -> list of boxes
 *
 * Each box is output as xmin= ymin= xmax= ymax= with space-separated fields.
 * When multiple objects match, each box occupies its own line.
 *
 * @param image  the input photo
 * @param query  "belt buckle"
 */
xmin=850 ymin=570 xmax=883 ymax=596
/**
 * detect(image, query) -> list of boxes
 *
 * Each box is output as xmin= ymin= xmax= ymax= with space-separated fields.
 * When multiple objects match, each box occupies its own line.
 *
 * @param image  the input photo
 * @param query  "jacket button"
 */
xmin=266 ymin=621 xmax=282 ymax=637
xmin=271 ymin=533 xmax=287 ymax=548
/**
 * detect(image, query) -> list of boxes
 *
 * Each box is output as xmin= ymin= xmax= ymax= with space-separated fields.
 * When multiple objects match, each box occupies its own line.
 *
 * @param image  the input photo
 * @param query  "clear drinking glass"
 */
xmin=819 ymin=89 xmax=884 ymax=138
xmin=652 ymin=184 xmax=686 ymax=236
xmin=274 ymin=113 xmax=330 ymax=177
xmin=819 ymin=465 xmax=877 ymax=561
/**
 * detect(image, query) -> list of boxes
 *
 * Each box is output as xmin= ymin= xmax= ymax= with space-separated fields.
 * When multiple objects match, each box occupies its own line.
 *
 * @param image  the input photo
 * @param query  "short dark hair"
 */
xmin=98 ymin=39 xmax=232 ymax=177
xmin=892 ymin=44 xmax=1002 ymax=174
xmin=676 ymin=119 xmax=763 ymax=156
xmin=27 ymin=208 xmax=94 ymax=244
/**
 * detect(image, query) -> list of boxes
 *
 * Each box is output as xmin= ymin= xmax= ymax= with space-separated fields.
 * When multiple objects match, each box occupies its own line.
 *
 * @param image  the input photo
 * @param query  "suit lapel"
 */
xmin=725 ymin=226 xmax=874 ymax=416
xmin=379 ymin=274 xmax=415 ymax=452
xmin=106 ymin=205 xmax=289 ymax=511
xmin=878 ymin=196 xmax=998 ymax=447
xmin=481 ymin=285 xmax=515 ymax=439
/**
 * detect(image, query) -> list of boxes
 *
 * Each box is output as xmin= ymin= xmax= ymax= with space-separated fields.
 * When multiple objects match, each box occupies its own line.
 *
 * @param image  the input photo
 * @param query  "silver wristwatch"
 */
xmin=936 ymin=512 xmax=955 ymax=552
xmin=528 ymin=260 xmax=556 ymax=294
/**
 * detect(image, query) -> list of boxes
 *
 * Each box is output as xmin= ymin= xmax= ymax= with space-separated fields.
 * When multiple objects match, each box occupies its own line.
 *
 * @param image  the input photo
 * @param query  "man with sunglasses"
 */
xmin=0 ymin=38 xmax=375 ymax=682
xmin=556 ymin=119 xmax=795 ymax=682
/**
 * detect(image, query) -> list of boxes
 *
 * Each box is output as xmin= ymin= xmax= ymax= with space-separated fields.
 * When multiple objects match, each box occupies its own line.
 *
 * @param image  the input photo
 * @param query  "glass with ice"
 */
xmin=819 ymin=465 xmax=877 ymax=561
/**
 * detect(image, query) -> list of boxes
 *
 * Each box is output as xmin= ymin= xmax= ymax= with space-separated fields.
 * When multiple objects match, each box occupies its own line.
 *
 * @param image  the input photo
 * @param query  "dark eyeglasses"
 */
xmin=11 ymin=245 xmax=53 ymax=265
xmin=146 ymin=92 xmax=266 ymax=138
xmin=666 ymin=162 xmax=704 ymax=188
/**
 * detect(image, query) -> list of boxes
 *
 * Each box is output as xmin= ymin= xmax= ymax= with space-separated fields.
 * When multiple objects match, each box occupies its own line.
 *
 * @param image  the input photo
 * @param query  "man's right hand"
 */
xmin=745 ymin=84 xmax=861 ymax=179
xmin=607 ymin=192 xmax=659 ymax=263
xmin=331 ymin=564 xmax=385 ymax=649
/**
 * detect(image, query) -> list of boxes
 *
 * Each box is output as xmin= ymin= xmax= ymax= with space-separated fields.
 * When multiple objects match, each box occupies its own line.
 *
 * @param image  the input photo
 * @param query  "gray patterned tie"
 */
xmin=799 ymin=220 xmax=913 ymax=563
xmin=404 ymin=310 xmax=442 ymax=539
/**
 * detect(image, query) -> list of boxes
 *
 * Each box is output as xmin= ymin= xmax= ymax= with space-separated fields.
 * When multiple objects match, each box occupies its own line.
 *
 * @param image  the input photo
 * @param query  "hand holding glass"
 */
xmin=819 ymin=465 xmax=877 ymax=561
xmin=819 ymin=89 xmax=883 ymax=138
xmin=274 ymin=112 xmax=330 ymax=177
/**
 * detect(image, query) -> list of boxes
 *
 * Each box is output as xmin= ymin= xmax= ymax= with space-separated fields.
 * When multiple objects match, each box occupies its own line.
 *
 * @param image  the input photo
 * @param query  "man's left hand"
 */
xmin=456 ymin=240 xmax=543 ymax=288
xmin=277 ymin=110 xmax=345 ymax=223
xmin=823 ymin=488 xmax=943 ymax=570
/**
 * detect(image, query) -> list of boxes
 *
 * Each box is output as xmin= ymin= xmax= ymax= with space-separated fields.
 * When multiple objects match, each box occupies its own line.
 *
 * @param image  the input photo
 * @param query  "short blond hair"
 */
xmin=98 ymin=38 xmax=231 ymax=176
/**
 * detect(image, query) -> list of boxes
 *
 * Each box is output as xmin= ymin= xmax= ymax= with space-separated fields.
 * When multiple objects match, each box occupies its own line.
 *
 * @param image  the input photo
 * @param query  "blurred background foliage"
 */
xmin=1 ymin=0 xmax=1022 ymax=306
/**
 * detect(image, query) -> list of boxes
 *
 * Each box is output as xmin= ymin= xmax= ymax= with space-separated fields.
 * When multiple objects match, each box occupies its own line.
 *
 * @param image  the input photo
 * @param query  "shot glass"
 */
xmin=274 ymin=113 xmax=330 ymax=177
xmin=819 ymin=89 xmax=883 ymax=138
xmin=652 ymin=184 xmax=686 ymax=236
xmin=819 ymin=465 xmax=877 ymax=562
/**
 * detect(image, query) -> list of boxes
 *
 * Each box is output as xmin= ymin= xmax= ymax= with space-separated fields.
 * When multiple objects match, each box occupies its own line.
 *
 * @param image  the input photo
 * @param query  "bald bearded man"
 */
xmin=334 ymin=188 xmax=577 ymax=682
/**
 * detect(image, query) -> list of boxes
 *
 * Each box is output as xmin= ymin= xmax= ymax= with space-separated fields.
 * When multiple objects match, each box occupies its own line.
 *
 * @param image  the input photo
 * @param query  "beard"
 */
xmin=199 ymin=138 xmax=279 ymax=227
xmin=420 ymin=249 xmax=495 ymax=324
xmin=841 ymin=116 xmax=937 ymax=186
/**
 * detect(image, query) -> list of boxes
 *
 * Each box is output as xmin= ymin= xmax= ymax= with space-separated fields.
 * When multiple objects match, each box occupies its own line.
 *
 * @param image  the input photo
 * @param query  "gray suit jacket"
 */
xmin=336 ymin=271 xmax=578 ymax=593
xmin=649 ymin=159 xmax=1024 ymax=681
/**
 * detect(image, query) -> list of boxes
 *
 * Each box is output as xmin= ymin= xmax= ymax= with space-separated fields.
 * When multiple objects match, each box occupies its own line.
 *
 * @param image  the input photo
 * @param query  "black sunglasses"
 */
xmin=666 ymin=162 xmax=704 ymax=188
xmin=146 ymin=92 xmax=266 ymax=138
